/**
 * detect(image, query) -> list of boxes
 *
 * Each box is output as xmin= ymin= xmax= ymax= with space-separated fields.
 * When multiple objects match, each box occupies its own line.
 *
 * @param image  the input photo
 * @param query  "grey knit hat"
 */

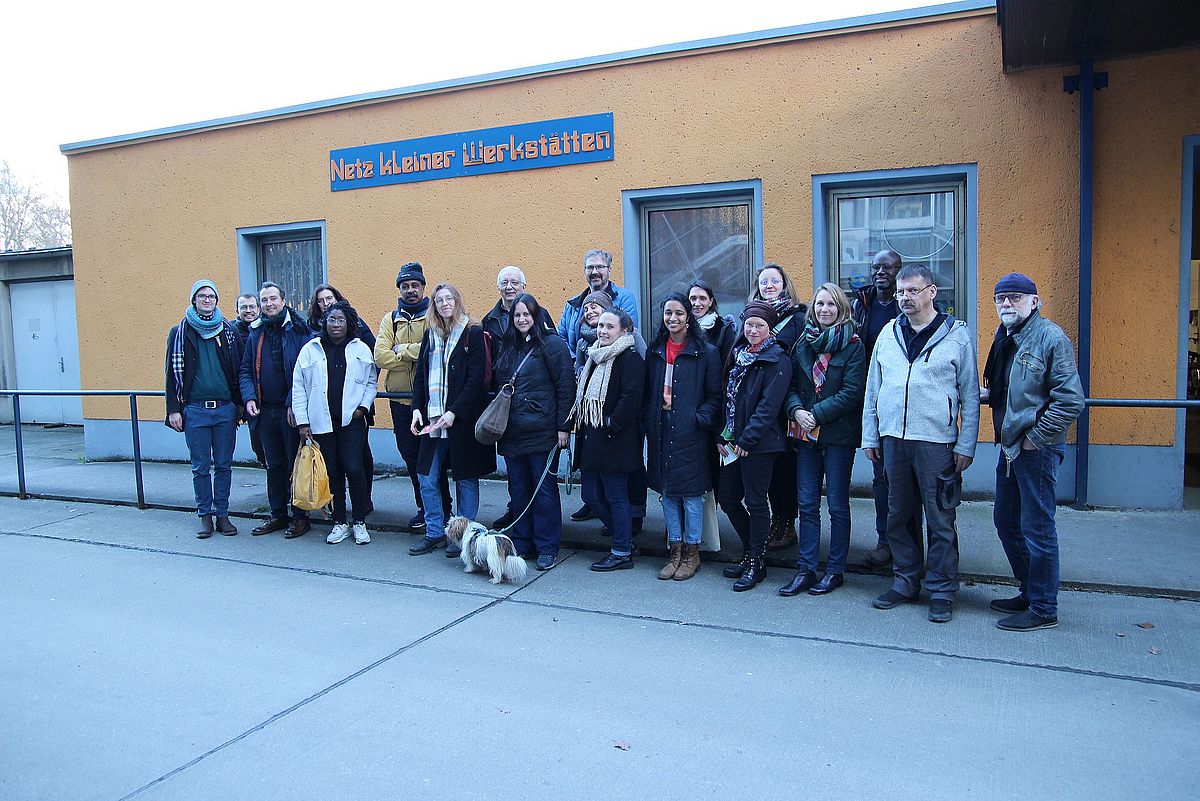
xmin=189 ymin=279 xmax=218 ymax=305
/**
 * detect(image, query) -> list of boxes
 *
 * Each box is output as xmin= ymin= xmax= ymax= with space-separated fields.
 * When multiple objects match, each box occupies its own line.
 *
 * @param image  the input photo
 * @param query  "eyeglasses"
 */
xmin=194 ymin=293 xmax=217 ymax=301
xmin=895 ymin=285 xmax=932 ymax=298
xmin=994 ymin=293 xmax=1027 ymax=305
xmin=499 ymin=280 xmax=524 ymax=288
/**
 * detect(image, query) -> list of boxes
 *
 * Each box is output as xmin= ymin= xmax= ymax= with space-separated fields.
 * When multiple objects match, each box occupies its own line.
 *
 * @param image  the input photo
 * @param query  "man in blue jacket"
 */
xmin=558 ymin=248 xmax=640 ymax=523
xmin=239 ymin=282 xmax=315 ymax=538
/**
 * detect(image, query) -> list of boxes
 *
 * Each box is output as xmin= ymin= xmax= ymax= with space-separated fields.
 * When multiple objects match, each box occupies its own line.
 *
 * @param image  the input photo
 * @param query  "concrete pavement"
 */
xmin=2 ymin=496 xmax=1198 ymax=800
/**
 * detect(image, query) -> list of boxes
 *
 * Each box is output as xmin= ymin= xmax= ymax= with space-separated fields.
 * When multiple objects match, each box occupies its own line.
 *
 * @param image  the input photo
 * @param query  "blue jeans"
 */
xmin=661 ymin=495 xmax=704 ymax=545
xmin=582 ymin=470 xmax=633 ymax=557
xmin=796 ymin=443 xmax=854 ymax=575
xmin=506 ymin=450 xmax=562 ymax=558
xmin=994 ymin=443 xmax=1065 ymax=618
xmin=418 ymin=438 xmax=479 ymax=542
xmin=183 ymin=402 xmax=237 ymax=517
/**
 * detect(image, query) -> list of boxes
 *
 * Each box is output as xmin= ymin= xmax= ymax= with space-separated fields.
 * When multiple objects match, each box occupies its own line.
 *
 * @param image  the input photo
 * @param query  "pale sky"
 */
xmin=6 ymin=0 xmax=930 ymax=203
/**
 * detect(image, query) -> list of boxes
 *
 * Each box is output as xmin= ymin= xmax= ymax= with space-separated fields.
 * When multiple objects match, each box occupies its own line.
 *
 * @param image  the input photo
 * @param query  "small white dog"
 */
xmin=443 ymin=516 xmax=528 ymax=585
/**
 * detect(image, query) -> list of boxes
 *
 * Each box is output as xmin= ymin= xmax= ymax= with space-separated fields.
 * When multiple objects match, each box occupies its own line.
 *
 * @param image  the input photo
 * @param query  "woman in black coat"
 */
xmin=748 ymin=263 xmax=807 ymax=551
xmin=644 ymin=293 xmax=722 ymax=581
xmin=780 ymin=283 xmax=866 ymax=597
xmin=718 ymin=300 xmax=793 ymax=591
xmin=572 ymin=307 xmax=646 ymax=573
xmin=494 ymin=293 xmax=576 ymax=571
xmin=688 ymin=279 xmax=738 ymax=364
xmin=408 ymin=283 xmax=496 ymax=556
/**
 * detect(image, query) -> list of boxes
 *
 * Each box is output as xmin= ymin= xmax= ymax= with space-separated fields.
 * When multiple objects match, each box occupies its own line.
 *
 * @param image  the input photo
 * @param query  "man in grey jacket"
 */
xmin=862 ymin=265 xmax=980 ymax=623
xmin=982 ymin=273 xmax=1084 ymax=631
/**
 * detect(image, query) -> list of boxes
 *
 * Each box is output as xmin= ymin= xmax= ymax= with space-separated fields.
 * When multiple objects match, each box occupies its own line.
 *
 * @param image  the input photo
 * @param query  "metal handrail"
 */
xmin=0 ymin=389 xmax=1195 ymax=510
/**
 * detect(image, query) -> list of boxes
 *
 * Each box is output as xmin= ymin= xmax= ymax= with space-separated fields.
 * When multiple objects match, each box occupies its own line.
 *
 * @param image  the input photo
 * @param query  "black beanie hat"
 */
xmin=396 ymin=262 xmax=426 ymax=288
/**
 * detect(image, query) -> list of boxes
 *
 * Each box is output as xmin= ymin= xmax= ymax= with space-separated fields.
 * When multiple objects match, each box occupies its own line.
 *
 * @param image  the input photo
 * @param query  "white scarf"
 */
xmin=697 ymin=311 xmax=720 ymax=331
xmin=426 ymin=319 xmax=466 ymax=438
xmin=569 ymin=333 xmax=635 ymax=430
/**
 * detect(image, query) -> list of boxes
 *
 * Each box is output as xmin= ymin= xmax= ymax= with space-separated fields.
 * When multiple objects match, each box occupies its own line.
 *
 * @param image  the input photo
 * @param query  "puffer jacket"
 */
xmin=291 ymin=337 xmax=379 ymax=435
xmin=493 ymin=333 xmax=575 ymax=458
xmin=861 ymin=315 xmax=980 ymax=457
xmin=573 ymin=347 xmax=646 ymax=474
xmin=374 ymin=303 xmax=431 ymax=395
xmin=557 ymin=282 xmax=640 ymax=354
xmin=643 ymin=336 xmax=722 ymax=497
xmin=992 ymin=309 xmax=1084 ymax=462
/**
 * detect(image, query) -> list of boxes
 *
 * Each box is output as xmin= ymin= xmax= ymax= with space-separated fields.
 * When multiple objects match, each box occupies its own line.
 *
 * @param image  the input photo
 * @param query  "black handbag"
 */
xmin=474 ymin=349 xmax=534 ymax=445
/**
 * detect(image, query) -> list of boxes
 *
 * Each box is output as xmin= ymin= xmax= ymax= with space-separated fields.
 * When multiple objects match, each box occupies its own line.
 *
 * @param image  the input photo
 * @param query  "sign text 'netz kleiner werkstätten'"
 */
xmin=329 ymin=113 xmax=614 ymax=191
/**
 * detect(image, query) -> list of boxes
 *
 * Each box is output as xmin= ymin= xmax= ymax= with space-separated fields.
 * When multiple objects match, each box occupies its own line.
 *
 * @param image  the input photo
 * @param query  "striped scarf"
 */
xmin=802 ymin=319 xmax=856 ymax=394
xmin=170 ymin=317 xmax=238 ymax=405
xmin=426 ymin=321 xmax=465 ymax=438
xmin=723 ymin=335 xmax=776 ymax=439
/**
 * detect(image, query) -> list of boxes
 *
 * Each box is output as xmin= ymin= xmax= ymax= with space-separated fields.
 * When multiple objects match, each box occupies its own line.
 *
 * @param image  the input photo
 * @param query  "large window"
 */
xmin=236 ymin=221 xmax=326 ymax=313
xmin=814 ymin=167 xmax=975 ymax=327
xmin=623 ymin=181 xmax=762 ymax=335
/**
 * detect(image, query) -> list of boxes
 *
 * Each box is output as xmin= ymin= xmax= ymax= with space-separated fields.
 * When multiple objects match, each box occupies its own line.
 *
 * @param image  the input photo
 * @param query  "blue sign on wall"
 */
xmin=329 ymin=113 xmax=614 ymax=191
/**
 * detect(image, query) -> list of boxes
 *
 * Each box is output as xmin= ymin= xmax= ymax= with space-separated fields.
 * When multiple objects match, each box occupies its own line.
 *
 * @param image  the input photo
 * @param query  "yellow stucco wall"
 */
xmin=66 ymin=10 xmax=1199 ymax=445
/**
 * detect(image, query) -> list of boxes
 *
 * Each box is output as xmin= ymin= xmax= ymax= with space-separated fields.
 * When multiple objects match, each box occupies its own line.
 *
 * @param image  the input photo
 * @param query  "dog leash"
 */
xmin=491 ymin=445 xmax=567 ymax=536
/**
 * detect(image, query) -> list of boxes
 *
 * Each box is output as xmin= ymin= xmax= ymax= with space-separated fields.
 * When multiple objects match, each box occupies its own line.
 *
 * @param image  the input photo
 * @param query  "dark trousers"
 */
xmin=390 ymin=400 xmax=451 ymax=518
xmin=249 ymin=426 xmax=266 ymax=468
xmin=314 ymin=417 xmax=371 ymax=524
xmin=582 ymin=470 xmax=633 ymax=557
xmin=718 ymin=453 xmax=776 ymax=559
xmin=769 ymin=449 xmax=797 ymax=521
xmin=881 ymin=437 xmax=959 ymax=601
xmin=506 ymin=450 xmax=562 ymax=558
xmin=871 ymin=457 xmax=923 ymax=550
xmin=257 ymin=405 xmax=305 ymax=521
xmin=994 ymin=444 xmax=1065 ymax=618
xmin=628 ymin=465 xmax=648 ymax=520
xmin=362 ymin=434 xmax=374 ymax=507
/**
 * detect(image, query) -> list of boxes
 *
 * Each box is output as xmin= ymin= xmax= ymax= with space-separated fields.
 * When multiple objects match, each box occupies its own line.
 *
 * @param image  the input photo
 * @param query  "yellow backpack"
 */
xmin=291 ymin=436 xmax=333 ymax=511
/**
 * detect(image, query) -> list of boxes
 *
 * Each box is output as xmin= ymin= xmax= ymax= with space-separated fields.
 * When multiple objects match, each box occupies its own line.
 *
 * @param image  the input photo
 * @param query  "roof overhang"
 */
xmin=998 ymin=0 xmax=1200 ymax=72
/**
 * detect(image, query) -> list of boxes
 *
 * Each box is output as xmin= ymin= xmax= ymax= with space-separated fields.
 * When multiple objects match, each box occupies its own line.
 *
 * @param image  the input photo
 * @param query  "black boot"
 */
xmin=732 ymin=557 xmax=765 ymax=592
xmin=722 ymin=550 xmax=750 ymax=578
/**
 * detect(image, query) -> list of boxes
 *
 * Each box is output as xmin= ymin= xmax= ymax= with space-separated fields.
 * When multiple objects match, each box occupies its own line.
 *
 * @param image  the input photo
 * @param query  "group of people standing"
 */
xmin=166 ymin=246 xmax=1083 ymax=631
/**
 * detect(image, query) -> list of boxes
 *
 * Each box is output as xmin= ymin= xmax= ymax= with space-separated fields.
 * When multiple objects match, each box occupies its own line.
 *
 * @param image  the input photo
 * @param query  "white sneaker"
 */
xmin=327 ymin=523 xmax=350 ymax=544
xmin=352 ymin=523 xmax=370 ymax=544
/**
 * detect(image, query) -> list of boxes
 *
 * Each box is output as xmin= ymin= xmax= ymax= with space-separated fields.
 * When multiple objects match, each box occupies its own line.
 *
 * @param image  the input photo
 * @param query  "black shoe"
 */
xmin=778 ymin=569 xmax=818 ymax=597
xmin=407 ymin=512 xmax=426 ymax=533
xmin=251 ymin=518 xmax=289 ymax=536
xmin=571 ymin=504 xmax=596 ymax=522
xmin=196 ymin=515 xmax=214 ymax=539
xmin=409 ymin=536 xmax=447 ymax=555
xmin=732 ymin=559 xmax=765 ymax=592
xmin=990 ymin=595 xmax=1030 ymax=614
xmin=996 ymin=610 xmax=1058 ymax=631
xmin=491 ymin=509 xmax=515 ymax=529
xmin=808 ymin=573 xmax=844 ymax=595
xmin=872 ymin=589 xmax=917 ymax=610
xmin=590 ymin=553 xmax=633 ymax=572
xmin=722 ymin=557 xmax=749 ymax=579
xmin=284 ymin=518 xmax=311 ymax=539
xmin=445 ymin=545 xmax=462 ymax=558
xmin=536 ymin=553 xmax=556 ymax=571
xmin=928 ymin=599 xmax=954 ymax=623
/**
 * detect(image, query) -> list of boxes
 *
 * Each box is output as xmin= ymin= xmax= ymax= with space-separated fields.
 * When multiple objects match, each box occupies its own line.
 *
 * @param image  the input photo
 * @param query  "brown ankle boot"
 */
xmin=658 ymin=542 xmax=683 ymax=580
xmin=766 ymin=517 xmax=797 ymax=550
xmin=673 ymin=543 xmax=700 ymax=581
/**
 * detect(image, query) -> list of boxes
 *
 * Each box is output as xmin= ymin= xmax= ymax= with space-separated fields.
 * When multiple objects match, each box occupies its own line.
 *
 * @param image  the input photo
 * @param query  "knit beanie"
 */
xmin=396 ymin=262 xmax=426 ymax=287
xmin=582 ymin=290 xmax=614 ymax=310
xmin=189 ymin=279 xmax=218 ymax=306
xmin=994 ymin=273 xmax=1037 ymax=296
xmin=741 ymin=300 xmax=778 ymax=328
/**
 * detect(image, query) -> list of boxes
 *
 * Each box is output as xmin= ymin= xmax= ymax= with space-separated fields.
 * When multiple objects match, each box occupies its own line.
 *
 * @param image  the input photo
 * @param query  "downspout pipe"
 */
xmin=1065 ymin=60 xmax=1107 ymax=510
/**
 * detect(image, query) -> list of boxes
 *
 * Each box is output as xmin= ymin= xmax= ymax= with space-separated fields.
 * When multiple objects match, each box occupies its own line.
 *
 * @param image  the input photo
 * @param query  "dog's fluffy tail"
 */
xmin=503 ymin=554 xmax=528 ymax=582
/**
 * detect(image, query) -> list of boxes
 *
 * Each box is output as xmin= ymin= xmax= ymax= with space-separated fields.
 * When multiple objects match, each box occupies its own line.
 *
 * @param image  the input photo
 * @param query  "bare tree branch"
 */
xmin=1 ymin=161 xmax=71 ymax=251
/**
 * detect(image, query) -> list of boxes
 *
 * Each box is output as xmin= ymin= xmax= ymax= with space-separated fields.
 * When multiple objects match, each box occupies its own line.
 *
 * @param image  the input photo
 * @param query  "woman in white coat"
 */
xmin=293 ymin=301 xmax=379 ymax=544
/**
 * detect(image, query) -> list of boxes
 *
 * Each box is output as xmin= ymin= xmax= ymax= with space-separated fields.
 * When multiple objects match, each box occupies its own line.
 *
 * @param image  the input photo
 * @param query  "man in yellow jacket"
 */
xmin=374 ymin=262 xmax=450 ymax=533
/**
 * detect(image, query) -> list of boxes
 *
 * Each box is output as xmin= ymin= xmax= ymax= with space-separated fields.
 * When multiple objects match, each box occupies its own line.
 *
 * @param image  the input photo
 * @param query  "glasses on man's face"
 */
xmin=994 ymin=293 xmax=1027 ymax=306
xmin=195 ymin=293 xmax=217 ymax=301
xmin=499 ymin=280 xmax=523 ymax=288
xmin=895 ymin=285 xmax=932 ymax=298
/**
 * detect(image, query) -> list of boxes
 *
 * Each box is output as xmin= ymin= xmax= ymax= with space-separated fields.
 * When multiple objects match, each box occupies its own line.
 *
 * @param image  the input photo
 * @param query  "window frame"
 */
xmin=622 ymin=180 xmax=763 ymax=338
xmin=235 ymin=220 xmax=327 ymax=309
xmin=812 ymin=165 xmax=977 ymax=333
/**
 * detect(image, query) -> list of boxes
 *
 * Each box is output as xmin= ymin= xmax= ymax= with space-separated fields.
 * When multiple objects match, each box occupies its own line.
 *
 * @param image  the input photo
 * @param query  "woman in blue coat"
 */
xmin=643 ymin=293 xmax=722 ymax=581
